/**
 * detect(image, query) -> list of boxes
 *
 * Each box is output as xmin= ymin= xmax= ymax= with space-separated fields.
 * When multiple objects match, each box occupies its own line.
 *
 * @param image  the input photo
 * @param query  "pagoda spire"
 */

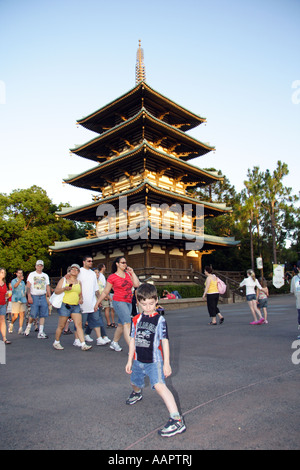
xmin=135 ymin=40 xmax=146 ymax=84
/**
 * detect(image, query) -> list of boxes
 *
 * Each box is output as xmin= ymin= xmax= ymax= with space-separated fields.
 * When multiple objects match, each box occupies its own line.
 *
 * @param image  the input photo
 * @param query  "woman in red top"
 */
xmin=94 ymin=256 xmax=140 ymax=352
xmin=0 ymin=268 xmax=11 ymax=344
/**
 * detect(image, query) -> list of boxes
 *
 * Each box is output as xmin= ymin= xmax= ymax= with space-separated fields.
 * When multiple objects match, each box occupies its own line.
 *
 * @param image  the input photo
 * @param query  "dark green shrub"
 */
xmin=156 ymin=284 xmax=204 ymax=299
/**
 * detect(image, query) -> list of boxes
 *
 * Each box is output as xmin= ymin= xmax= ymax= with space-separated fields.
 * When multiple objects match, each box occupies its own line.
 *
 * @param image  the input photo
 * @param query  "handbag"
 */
xmin=49 ymin=278 xmax=66 ymax=309
xmin=217 ymin=277 xmax=227 ymax=295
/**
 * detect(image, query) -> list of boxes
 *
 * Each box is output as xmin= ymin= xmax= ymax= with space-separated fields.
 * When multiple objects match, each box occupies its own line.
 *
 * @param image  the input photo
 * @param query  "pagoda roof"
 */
xmin=49 ymin=223 xmax=239 ymax=254
xmin=64 ymin=141 xmax=222 ymax=192
xmin=77 ymin=81 xmax=206 ymax=134
xmin=56 ymin=179 xmax=231 ymax=222
xmin=70 ymin=108 xmax=214 ymax=162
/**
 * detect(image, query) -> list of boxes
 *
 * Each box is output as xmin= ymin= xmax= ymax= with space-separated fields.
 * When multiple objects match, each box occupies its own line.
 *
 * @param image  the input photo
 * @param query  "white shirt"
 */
xmin=98 ymin=273 xmax=106 ymax=290
xmin=78 ymin=267 xmax=99 ymax=313
xmin=27 ymin=271 xmax=50 ymax=295
xmin=240 ymin=277 xmax=262 ymax=296
xmin=291 ymin=274 xmax=300 ymax=308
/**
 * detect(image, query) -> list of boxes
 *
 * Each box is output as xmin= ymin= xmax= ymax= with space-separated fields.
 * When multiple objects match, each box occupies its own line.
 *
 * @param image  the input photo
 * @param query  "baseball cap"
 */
xmin=36 ymin=260 xmax=44 ymax=266
xmin=71 ymin=264 xmax=80 ymax=270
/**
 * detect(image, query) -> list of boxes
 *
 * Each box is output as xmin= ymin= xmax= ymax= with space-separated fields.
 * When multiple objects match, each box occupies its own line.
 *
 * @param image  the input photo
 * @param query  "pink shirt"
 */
xmin=107 ymin=272 xmax=133 ymax=303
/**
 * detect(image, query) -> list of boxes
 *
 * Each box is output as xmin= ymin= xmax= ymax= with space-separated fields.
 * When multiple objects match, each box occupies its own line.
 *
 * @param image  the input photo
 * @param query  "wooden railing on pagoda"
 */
xmin=134 ymin=266 xmax=205 ymax=284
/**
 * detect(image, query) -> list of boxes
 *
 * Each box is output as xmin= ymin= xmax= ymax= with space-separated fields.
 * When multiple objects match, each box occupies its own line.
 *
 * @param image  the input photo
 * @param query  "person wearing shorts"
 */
xmin=53 ymin=264 xmax=91 ymax=351
xmin=25 ymin=260 xmax=50 ymax=339
xmin=85 ymin=265 xmax=111 ymax=345
xmin=257 ymin=278 xmax=269 ymax=324
xmin=9 ymin=269 xmax=27 ymax=335
xmin=94 ymin=256 xmax=140 ymax=352
xmin=77 ymin=256 xmax=105 ymax=347
xmin=125 ymin=283 xmax=186 ymax=438
xmin=96 ymin=264 xmax=116 ymax=328
xmin=240 ymin=269 xmax=266 ymax=325
xmin=0 ymin=267 xmax=11 ymax=345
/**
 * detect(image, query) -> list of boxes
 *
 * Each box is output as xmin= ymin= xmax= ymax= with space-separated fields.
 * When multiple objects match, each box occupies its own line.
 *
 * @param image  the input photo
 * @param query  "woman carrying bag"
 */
xmin=202 ymin=266 xmax=224 ymax=325
xmin=53 ymin=264 xmax=92 ymax=351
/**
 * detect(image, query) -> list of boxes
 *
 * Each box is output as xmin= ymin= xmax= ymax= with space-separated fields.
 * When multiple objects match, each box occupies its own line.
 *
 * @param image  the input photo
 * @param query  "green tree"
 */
xmin=261 ymin=161 xmax=299 ymax=264
xmin=0 ymin=186 xmax=85 ymax=274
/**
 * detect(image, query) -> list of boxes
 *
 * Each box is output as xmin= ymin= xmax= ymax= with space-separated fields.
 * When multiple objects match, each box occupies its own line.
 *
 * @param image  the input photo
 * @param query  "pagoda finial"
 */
xmin=135 ymin=40 xmax=146 ymax=85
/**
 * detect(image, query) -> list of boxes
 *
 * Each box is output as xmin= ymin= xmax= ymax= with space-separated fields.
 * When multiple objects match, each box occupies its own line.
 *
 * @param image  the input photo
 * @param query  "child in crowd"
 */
xmin=239 ymin=269 xmax=265 ymax=324
xmin=257 ymin=278 xmax=269 ymax=324
xmin=125 ymin=283 xmax=186 ymax=438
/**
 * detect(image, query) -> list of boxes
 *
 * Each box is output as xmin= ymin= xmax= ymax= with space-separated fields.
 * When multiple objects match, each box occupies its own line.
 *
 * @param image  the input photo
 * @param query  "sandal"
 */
xmin=4 ymin=339 xmax=12 ymax=344
xmin=208 ymin=322 xmax=217 ymax=325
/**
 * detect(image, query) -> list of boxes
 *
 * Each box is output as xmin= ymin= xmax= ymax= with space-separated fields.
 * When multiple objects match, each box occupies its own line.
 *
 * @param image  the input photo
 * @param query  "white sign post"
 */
xmin=273 ymin=264 xmax=285 ymax=288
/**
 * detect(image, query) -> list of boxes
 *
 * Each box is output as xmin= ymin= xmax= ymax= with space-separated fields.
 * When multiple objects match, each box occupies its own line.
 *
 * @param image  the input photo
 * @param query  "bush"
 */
xmin=267 ymin=282 xmax=291 ymax=295
xmin=156 ymin=284 xmax=204 ymax=299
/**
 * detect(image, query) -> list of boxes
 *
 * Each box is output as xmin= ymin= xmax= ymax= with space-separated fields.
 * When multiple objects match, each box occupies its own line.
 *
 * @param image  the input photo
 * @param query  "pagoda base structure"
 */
xmin=49 ymin=220 xmax=238 ymax=283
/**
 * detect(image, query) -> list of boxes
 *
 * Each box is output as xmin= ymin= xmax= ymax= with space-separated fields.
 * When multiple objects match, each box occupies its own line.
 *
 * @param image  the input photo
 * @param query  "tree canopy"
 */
xmin=201 ymin=161 xmax=300 ymax=277
xmin=0 ymin=186 xmax=91 ymax=275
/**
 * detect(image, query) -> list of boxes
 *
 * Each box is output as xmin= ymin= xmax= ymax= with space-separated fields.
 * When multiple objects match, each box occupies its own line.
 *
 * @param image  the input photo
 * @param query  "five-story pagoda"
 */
xmin=49 ymin=42 xmax=239 ymax=282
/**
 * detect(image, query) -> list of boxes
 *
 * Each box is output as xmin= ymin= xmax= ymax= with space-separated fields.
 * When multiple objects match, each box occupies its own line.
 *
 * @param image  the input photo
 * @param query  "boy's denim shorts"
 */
xmin=30 ymin=295 xmax=49 ymax=318
xmin=112 ymin=300 xmax=131 ymax=325
xmin=131 ymin=360 xmax=165 ymax=390
xmin=58 ymin=303 xmax=81 ymax=317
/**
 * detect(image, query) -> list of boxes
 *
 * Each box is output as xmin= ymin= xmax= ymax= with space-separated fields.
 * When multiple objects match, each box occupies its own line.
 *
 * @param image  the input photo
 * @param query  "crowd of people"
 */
xmin=1 ymin=260 xmax=300 ymax=345
xmin=0 ymin=255 xmax=187 ymax=438
xmin=1 ymin=256 xmax=300 ymax=437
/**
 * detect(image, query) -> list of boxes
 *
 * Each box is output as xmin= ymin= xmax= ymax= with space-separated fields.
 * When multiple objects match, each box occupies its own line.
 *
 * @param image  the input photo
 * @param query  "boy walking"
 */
xmin=125 ymin=283 xmax=186 ymax=438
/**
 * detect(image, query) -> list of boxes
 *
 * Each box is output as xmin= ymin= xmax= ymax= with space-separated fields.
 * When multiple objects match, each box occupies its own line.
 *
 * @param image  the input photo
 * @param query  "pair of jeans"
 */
xmin=58 ymin=302 xmax=81 ymax=317
xmin=84 ymin=309 xmax=107 ymax=337
xmin=130 ymin=360 xmax=165 ymax=390
xmin=112 ymin=300 xmax=132 ymax=325
xmin=30 ymin=295 xmax=49 ymax=318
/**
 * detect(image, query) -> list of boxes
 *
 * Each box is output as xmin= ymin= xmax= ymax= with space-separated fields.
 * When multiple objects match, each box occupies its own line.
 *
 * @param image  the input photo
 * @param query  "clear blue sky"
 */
xmin=0 ymin=0 xmax=299 ymax=207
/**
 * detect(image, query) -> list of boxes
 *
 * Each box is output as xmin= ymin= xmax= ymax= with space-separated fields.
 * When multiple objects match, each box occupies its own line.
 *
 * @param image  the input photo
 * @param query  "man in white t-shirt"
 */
xmin=75 ymin=255 xmax=104 ymax=347
xmin=25 ymin=260 xmax=51 ymax=339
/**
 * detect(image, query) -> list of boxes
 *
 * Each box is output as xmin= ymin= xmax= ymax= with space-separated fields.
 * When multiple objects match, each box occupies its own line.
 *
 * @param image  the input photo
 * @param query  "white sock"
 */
xmin=39 ymin=325 xmax=44 ymax=334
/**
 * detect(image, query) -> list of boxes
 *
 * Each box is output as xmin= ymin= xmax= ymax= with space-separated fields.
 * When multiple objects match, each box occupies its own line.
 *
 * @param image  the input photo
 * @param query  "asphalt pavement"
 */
xmin=0 ymin=293 xmax=299 ymax=451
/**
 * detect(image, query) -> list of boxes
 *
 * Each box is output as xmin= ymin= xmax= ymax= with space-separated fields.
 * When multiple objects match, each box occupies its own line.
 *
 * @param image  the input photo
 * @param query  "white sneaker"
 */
xmin=96 ymin=337 xmax=107 ymax=346
xmin=24 ymin=325 xmax=31 ymax=336
xmin=73 ymin=339 xmax=82 ymax=347
xmin=37 ymin=332 xmax=48 ymax=339
xmin=110 ymin=341 xmax=122 ymax=352
xmin=81 ymin=343 xmax=92 ymax=351
xmin=85 ymin=335 xmax=94 ymax=342
xmin=102 ymin=336 xmax=111 ymax=344
xmin=53 ymin=342 xmax=64 ymax=350
xmin=18 ymin=328 xmax=23 ymax=335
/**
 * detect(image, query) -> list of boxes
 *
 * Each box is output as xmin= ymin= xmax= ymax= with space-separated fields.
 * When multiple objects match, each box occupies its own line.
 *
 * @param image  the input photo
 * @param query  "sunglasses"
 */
xmin=119 ymin=261 xmax=127 ymax=264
